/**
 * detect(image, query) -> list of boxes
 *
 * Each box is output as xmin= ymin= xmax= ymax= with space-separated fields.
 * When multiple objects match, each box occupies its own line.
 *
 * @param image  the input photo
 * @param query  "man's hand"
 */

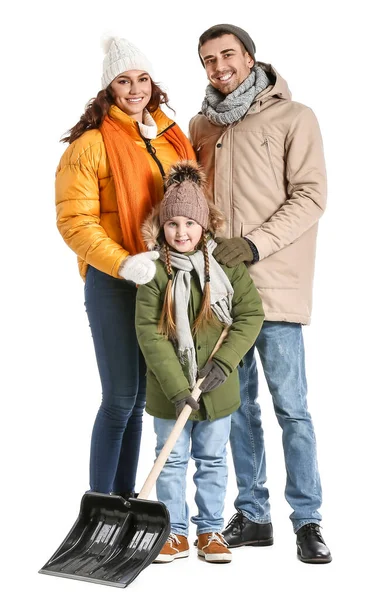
xmin=198 ymin=360 xmax=227 ymax=392
xmin=119 ymin=251 xmax=159 ymax=285
xmin=213 ymin=237 xmax=253 ymax=266
xmin=174 ymin=395 xmax=200 ymax=418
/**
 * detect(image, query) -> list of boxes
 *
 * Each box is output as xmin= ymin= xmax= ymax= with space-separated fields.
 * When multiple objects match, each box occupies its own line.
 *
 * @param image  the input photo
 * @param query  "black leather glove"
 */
xmin=198 ymin=360 xmax=227 ymax=393
xmin=174 ymin=395 xmax=200 ymax=418
xmin=213 ymin=237 xmax=253 ymax=267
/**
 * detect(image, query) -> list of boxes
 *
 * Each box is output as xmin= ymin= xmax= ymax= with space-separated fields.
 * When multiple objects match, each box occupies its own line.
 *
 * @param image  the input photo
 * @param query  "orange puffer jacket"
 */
xmin=56 ymin=105 xmax=181 ymax=280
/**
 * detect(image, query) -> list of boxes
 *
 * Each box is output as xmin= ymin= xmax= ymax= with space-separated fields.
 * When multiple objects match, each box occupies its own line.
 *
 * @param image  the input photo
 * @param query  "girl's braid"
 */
xmin=158 ymin=244 xmax=176 ymax=339
xmin=193 ymin=232 xmax=217 ymax=333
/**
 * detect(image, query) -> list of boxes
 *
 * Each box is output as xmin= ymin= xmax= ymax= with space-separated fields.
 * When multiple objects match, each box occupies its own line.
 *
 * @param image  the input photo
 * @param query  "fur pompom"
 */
xmin=165 ymin=160 xmax=206 ymax=190
xmin=101 ymin=35 xmax=118 ymax=55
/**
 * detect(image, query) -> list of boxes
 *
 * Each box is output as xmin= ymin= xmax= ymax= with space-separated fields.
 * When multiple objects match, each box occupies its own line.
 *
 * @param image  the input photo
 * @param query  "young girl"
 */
xmin=135 ymin=161 xmax=264 ymax=563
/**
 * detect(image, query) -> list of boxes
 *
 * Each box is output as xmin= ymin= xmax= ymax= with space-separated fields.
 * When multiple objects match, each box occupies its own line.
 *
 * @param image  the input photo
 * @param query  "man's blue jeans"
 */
xmin=230 ymin=321 xmax=322 ymax=532
xmin=154 ymin=416 xmax=231 ymax=536
xmin=85 ymin=266 xmax=146 ymax=494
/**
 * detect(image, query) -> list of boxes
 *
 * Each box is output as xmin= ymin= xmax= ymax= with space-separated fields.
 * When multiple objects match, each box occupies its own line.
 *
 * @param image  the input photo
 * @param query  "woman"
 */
xmin=56 ymin=37 xmax=195 ymax=497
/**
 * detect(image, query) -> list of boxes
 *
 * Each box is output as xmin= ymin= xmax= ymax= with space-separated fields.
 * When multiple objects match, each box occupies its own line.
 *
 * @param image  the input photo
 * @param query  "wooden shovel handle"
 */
xmin=138 ymin=326 xmax=229 ymax=500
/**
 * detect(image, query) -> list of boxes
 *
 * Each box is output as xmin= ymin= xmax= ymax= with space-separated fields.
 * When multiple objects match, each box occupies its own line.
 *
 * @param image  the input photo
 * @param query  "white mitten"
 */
xmin=119 ymin=251 xmax=160 ymax=285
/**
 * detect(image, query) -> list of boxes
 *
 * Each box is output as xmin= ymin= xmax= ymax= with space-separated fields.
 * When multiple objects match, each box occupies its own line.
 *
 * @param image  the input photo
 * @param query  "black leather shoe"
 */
xmin=222 ymin=511 xmax=274 ymax=547
xmin=296 ymin=523 xmax=332 ymax=564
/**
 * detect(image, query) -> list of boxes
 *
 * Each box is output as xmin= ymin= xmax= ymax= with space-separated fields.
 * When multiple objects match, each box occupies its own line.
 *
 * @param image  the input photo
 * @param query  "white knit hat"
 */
xmin=101 ymin=37 xmax=155 ymax=89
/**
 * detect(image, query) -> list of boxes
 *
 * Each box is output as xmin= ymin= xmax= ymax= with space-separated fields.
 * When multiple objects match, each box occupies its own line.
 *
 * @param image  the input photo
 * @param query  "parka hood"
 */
xmin=142 ymin=160 xmax=226 ymax=249
xmin=141 ymin=203 xmax=226 ymax=250
xmin=250 ymin=62 xmax=292 ymax=110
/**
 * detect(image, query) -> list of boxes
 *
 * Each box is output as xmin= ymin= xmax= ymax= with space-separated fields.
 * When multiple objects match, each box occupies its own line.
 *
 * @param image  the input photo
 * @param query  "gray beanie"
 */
xmin=198 ymin=24 xmax=256 ymax=66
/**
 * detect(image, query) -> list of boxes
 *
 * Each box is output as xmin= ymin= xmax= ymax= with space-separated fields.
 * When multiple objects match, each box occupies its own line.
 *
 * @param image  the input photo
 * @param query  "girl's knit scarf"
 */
xmin=100 ymin=110 xmax=195 ymax=255
xmin=201 ymin=65 xmax=270 ymax=126
xmin=163 ymin=239 xmax=233 ymax=387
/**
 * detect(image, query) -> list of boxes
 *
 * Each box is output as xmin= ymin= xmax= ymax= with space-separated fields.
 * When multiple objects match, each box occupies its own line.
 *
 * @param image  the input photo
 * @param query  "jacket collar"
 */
xmin=247 ymin=63 xmax=292 ymax=114
xmin=108 ymin=104 xmax=175 ymax=138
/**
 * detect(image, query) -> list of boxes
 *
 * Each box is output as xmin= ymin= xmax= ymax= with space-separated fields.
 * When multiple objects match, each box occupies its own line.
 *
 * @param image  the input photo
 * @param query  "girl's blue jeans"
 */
xmin=154 ymin=415 xmax=231 ymax=536
xmin=85 ymin=266 xmax=146 ymax=494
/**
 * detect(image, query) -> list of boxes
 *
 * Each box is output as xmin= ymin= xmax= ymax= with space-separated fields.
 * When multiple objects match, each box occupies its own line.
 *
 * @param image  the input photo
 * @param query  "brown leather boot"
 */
xmin=154 ymin=533 xmax=189 ymax=563
xmin=197 ymin=532 xmax=232 ymax=563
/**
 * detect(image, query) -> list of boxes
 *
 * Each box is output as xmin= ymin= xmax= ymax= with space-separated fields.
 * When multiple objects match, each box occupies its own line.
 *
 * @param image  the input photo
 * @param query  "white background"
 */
xmin=2 ymin=0 xmax=381 ymax=598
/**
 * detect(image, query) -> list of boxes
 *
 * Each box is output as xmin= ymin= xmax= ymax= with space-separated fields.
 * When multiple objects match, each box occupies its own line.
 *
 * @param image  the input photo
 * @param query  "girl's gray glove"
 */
xmin=175 ymin=395 xmax=200 ymax=418
xmin=198 ymin=360 xmax=227 ymax=392
xmin=118 ymin=251 xmax=159 ymax=285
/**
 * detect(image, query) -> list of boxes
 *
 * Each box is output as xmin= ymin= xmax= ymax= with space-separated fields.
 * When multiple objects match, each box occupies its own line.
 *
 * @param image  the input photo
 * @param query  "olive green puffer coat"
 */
xmin=135 ymin=260 xmax=264 ymax=421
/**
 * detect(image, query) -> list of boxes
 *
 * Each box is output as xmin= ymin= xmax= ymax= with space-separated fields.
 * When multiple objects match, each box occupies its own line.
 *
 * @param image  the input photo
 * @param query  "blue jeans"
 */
xmin=230 ymin=322 xmax=322 ymax=532
xmin=154 ymin=416 xmax=231 ymax=535
xmin=85 ymin=266 xmax=146 ymax=494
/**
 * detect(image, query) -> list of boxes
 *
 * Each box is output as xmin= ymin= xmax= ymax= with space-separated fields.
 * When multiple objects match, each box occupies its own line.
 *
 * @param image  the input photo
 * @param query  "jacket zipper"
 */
xmin=142 ymin=137 xmax=166 ymax=179
xmin=262 ymin=137 xmax=279 ymax=189
xmin=139 ymin=122 xmax=176 ymax=180
xmin=229 ymin=130 xmax=234 ymax=237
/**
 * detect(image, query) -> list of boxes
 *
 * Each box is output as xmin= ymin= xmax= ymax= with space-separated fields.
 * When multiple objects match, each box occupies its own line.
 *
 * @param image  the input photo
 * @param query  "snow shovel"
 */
xmin=39 ymin=327 xmax=229 ymax=588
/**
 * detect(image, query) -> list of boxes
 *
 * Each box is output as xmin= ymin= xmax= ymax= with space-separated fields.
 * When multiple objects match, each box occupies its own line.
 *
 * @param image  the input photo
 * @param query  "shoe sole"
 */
xmin=197 ymin=549 xmax=232 ymax=563
xmin=227 ymin=538 xmax=274 ymax=548
xmin=154 ymin=550 xmax=190 ymax=563
xmin=193 ymin=538 xmax=274 ymax=548
xmin=297 ymin=548 xmax=332 ymax=564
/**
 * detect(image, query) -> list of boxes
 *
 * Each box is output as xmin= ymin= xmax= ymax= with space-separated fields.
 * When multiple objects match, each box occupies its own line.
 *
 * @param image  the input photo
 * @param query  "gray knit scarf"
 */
xmin=161 ymin=239 xmax=233 ymax=387
xmin=202 ymin=65 xmax=270 ymax=125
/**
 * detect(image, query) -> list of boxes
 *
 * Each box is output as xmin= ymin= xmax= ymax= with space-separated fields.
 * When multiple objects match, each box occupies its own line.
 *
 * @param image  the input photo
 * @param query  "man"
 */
xmin=189 ymin=24 xmax=331 ymax=563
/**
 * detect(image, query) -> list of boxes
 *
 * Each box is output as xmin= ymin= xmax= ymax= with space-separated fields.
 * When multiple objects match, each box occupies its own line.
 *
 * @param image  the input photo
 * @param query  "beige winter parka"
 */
xmin=189 ymin=63 xmax=327 ymax=324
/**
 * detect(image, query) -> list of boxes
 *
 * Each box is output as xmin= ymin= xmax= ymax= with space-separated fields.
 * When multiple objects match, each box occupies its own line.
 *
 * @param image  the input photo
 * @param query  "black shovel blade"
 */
xmin=39 ymin=492 xmax=170 ymax=588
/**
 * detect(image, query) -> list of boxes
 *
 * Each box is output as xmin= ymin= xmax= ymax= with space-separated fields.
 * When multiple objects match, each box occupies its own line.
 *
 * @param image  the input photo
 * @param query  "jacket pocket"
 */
xmin=262 ymin=137 xmax=279 ymax=189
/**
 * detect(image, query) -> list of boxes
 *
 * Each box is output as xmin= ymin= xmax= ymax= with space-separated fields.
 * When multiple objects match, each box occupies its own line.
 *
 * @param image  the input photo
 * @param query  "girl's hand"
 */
xmin=175 ymin=395 xmax=200 ymax=418
xmin=198 ymin=360 xmax=227 ymax=392
xmin=119 ymin=251 xmax=159 ymax=285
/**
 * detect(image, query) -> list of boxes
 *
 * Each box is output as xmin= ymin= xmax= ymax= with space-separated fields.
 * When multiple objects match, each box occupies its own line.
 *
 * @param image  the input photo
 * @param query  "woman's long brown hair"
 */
xmin=61 ymin=81 xmax=172 ymax=144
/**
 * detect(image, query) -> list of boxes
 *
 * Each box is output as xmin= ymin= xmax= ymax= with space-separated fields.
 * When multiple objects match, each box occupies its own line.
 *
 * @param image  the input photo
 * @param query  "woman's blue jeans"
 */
xmin=85 ymin=266 xmax=146 ymax=494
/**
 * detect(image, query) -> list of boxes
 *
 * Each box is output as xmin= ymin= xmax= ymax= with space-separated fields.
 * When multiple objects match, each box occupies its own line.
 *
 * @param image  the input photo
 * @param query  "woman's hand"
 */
xmin=119 ymin=251 xmax=159 ymax=284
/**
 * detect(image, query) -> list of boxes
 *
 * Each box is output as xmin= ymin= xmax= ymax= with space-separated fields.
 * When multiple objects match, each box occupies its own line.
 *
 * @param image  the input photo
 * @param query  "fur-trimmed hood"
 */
xmin=141 ymin=202 xmax=226 ymax=250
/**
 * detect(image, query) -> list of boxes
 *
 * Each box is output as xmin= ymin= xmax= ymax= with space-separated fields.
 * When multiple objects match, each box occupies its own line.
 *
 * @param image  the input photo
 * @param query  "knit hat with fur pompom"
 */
xmin=160 ymin=161 xmax=209 ymax=229
xmin=101 ymin=37 xmax=155 ymax=88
